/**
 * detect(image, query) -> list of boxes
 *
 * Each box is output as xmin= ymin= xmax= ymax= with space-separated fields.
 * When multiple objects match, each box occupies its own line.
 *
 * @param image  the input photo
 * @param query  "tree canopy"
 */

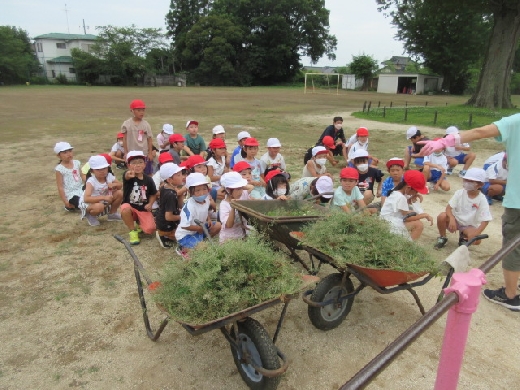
xmin=0 ymin=26 xmax=39 ymax=84
xmin=348 ymin=55 xmax=378 ymax=91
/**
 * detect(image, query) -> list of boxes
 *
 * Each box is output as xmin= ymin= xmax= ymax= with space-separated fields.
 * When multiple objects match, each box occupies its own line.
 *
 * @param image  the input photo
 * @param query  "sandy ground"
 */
xmin=0 ymin=113 xmax=518 ymax=390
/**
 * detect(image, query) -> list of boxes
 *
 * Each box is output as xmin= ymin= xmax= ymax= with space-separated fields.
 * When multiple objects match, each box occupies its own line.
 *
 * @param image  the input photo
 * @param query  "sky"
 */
xmin=2 ymin=0 xmax=406 ymax=67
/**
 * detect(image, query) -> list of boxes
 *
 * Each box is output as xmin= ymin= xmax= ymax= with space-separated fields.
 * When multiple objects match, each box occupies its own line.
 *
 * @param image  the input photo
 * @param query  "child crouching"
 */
xmin=156 ymin=163 xmax=185 ymax=248
xmin=219 ymin=172 xmax=251 ymax=243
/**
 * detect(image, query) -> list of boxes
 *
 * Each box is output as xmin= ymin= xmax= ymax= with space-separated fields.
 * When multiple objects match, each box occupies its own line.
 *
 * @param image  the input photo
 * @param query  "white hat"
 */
xmin=352 ymin=149 xmax=369 ymax=159
xmin=160 ymin=163 xmax=183 ymax=180
xmin=267 ymin=138 xmax=282 ymax=147
xmin=445 ymin=126 xmax=459 ymax=135
xmin=316 ymin=176 xmax=333 ymax=199
xmin=88 ymin=155 xmax=109 ymax=170
xmin=54 ymin=142 xmax=73 ymax=154
xmin=463 ymin=168 xmax=487 ymax=183
xmin=237 ymin=131 xmax=251 ymax=141
xmin=220 ymin=172 xmax=248 ymax=189
xmin=162 ymin=124 xmax=174 ymax=134
xmin=406 ymin=126 xmax=419 ymax=139
xmin=126 ymin=150 xmax=146 ymax=163
xmin=186 ymin=172 xmax=209 ymax=188
xmin=212 ymin=125 xmax=225 ymax=135
xmin=312 ymin=146 xmax=327 ymax=157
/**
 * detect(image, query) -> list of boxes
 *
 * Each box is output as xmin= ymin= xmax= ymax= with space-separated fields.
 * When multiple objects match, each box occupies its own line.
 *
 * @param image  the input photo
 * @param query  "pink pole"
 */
xmin=434 ymin=268 xmax=486 ymax=390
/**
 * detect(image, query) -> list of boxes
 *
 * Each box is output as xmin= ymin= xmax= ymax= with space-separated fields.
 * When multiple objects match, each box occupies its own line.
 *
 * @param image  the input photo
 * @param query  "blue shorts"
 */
xmin=177 ymin=222 xmax=216 ymax=249
xmin=428 ymin=170 xmax=445 ymax=183
xmin=407 ymin=146 xmax=424 ymax=167
xmin=450 ymin=153 xmax=466 ymax=164
xmin=481 ymin=182 xmax=506 ymax=195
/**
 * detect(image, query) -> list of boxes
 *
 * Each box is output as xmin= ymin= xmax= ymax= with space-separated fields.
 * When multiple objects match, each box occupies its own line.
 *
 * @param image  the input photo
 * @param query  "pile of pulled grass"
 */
xmin=152 ymin=235 xmax=302 ymax=324
xmin=300 ymin=211 xmax=438 ymax=274
xmin=263 ymin=201 xmax=324 ymax=217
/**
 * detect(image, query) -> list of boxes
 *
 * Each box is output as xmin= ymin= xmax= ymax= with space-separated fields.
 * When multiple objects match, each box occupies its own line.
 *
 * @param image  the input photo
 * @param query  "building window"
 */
xmin=69 ymin=68 xmax=76 ymax=74
xmin=36 ymin=42 xmax=43 ymax=52
xmin=56 ymin=43 xmax=66 ymax=49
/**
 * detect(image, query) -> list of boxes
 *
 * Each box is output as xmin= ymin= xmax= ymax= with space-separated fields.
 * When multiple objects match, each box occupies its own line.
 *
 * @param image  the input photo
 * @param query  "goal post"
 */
xmin=304 ymin=73 xmax=342 ymax=95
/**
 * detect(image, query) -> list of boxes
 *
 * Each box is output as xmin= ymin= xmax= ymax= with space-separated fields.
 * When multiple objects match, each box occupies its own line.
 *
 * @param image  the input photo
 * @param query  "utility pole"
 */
xmin=64 ymin=4 xmax=70 ymax=33
xmin=82 ymin=19 xmax=87 ymax=35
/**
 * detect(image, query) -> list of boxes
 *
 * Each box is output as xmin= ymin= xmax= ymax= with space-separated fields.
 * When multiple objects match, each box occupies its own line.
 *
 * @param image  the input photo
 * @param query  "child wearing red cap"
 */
xmin=381 ymin=158 xmax=405 ymax=206
xmin=303 ymin=146 xmax=332 ymax=179
xmin=263 ymin=169 xmax=290 ymax=200
xmin=184 ymin=120 xmax=207 ymax=157
xmin=207 ymin=138 xmax=229 ymax=200
xmin=346 ymin=127 xmax=379 ymax=167
xmin=168 ymin=133 xmax=187 ymax=165
xmin=332 ymin=168 xmax=367 ymax=212
xmin=380 ymin=170 xmax=433 ymax=241
xmin=110 ymin=132 xmax=126 ymax=169
xmin=236 ymin=138 xmax=266 ymax=199
xmin=121 ymin=100 xmax=154 ymax=175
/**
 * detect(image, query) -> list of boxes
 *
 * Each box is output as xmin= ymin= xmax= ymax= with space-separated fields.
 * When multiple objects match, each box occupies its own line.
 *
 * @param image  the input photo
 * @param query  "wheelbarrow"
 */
xmin=114 ymin=234 xmax=317 ymax=389
xmin=298 ymin=234 xmax=489 ymax=331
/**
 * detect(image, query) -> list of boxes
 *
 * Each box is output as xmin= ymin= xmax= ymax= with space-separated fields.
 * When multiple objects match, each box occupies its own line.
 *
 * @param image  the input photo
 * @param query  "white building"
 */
xmin=33 ymin=33 xmax=97 ymax=81
xmin=377 ymin=73 xmax=443 ymax=95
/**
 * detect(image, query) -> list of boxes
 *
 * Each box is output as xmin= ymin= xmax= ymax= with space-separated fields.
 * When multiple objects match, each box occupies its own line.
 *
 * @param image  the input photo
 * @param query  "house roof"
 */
xmin=47 ymin=56 xmax=73 ymax=64
xmin=34 ymin=33 xmax=97 ymax=40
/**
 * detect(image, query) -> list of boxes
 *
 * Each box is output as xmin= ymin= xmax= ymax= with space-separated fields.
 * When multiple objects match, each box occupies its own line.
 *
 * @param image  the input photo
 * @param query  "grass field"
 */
xmin=0 ymin=85 xmax=518 ymax=390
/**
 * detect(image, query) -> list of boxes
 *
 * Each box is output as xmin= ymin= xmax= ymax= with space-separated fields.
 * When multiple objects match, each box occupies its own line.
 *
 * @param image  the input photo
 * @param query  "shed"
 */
xmin=377 ymin=73 xmax=443 ymax=94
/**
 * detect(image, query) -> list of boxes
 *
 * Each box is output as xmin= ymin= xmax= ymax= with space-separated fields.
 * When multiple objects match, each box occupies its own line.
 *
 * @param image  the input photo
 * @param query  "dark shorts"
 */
xmin=407 ymin=146 xmax=424 ymax=167
xmin=481 ymin=182 xmax=506 ymax=195
xmin=502 ymin=208 xmax=520 ymax=271
xmin=428 ymin=170 xmax=445 ymax=183
xmin=68 ymin=195 xmax=80 ymax=208
xmin=450 ymin=153 xmax=466 ymax=164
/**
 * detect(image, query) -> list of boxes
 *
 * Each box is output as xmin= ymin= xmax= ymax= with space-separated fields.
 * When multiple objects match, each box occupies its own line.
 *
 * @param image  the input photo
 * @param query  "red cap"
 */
xmin=184 ymin=155 xmax=207 ymax=169
xmin=130 ymin=99 xmax=146 ymax=109
xmin=322 ymin=136 xmax=335 ymax=149
xmin=99 ymin=153 xmax=112 ymax=165
xmin=117 ymin=132 xmax=124 ymax=139
xmin=385 ymin=158 xmax=405 ymax=170
xmin=233 ymin=161 xmax=251 ymax=172
xmin=169 ymin=134 xmax=186 ymax=144
xmin=404 ymin=170 xmax=428 ymax=194
xmin=340 ymin=167 xmax=359 ymax=180
xmin=158 ymin=153 xmax=174 ymax=165
xmin=356 ymin=127 xmax=369 ymax=137
xmin=264 ymin=169 xmax=284 ymax=183
xmin=244 ymin=137 xmax=259 ymax=147
xmin=208 ymin=138 xmax=226 ymax=149
xmin=186 ymin=120 xmax=199 ymax=128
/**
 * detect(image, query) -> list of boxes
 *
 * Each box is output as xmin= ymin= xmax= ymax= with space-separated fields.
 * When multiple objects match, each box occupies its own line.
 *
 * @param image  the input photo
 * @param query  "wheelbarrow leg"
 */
xmin=405 ymin=286 xmax=426 ymax=315
xmin=272 ymin=300 xmax=290 ymax=344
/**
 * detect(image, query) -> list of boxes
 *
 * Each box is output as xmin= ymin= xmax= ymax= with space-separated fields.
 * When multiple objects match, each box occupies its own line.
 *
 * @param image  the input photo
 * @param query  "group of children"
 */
xmin=54 ymin=105 xmax=506 ymax=257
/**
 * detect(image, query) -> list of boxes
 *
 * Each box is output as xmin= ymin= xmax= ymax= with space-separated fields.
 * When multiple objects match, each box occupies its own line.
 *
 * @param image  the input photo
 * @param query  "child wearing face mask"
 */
xmin=351 ymin=149 xmax=383 ymax=205
xmin=262 ymin=169 xmax=290 ymax=200
xmin=303 ymin=146 xmax=332 ymax=178
xmin=346 ymin=127 xmax=379 ymax=167
xmin=380 ymin=170 xmax=433 ymax=241
xmin=422 ymin=140 xmax=450 ymax=192
xmin=110 ymin=132 xmax=126 ymax=169
xmin=219 ymin=171 xmax=251 ymax=243
xmin=434 ymin=168 xmax=491 ymax=249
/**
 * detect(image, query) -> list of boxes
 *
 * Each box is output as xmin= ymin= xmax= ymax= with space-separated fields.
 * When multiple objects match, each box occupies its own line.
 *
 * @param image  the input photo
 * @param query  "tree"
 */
xmin=348 ymin=55 xmax=378 ymax=91
xmin=378 ymin=0 xmax=520 ymax=109
xmin=92 ymin=25 xmax=167 ymax=84
xmin=0 ymin=26 xmax=39 ymax=84
xmin=70 ymin=48 xmax=103 ymax=84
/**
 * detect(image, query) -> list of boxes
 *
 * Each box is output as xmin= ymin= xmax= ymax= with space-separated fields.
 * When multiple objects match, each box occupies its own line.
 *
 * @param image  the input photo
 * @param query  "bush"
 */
xmin=29 ymin=76 xmax=48 ymax=85
xmin=55 ymin=73 xmax=68 ymax=85
xmin=110 ymin=76 xmax=123 ymax=86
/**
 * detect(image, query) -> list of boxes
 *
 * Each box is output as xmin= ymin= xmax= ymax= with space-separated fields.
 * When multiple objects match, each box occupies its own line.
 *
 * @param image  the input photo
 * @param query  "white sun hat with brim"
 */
xmin=463 ymin=168 xmax=487 ymax=183
xmin=185 ymin=172 xmax=209 ymax=188
xmin=267 ymin=138 xmax=282 ymax=147
xmin=160 ymin=163 xmax=183 ymax=180
xmin=237 ymin=131 xmax=251 ymax=141
xmin=88 ymin=155 xmax=110 ymax=170
xmin=162 ymin=124 xmax=174 ymax=134
xmin=220 ymin=172 xmax=248 ymax=189
xmin=316 ymin=176 xmax=334 ymax=199
xmin=445 ymin=126 xmax=459 ymax=135
xmin=311 ymin=146 xmax=328 ymax=157
xmin=212 ymin=125 xmax=226 ymax=135
xmin=352 ymin=149 xmax=369 ymax=159
xmin=126 ymin=150 xmax=146 ymax=163
xmin=406 ymin=126 xmax=419 ymax=139
xmin=54 ymin=142 xmax=73 ymax=154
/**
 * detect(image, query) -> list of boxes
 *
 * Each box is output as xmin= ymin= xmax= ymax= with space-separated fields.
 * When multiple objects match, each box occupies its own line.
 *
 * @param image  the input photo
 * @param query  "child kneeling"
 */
xmin=175 ymin=173 xmax=221 ymax=257
xmin=434 ymin=168 xmax=491 ymax=249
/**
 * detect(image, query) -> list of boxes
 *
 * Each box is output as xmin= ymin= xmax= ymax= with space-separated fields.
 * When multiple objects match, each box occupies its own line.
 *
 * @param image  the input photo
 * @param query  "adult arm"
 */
xmin=419 ymin=124 xmax=499 ymax=155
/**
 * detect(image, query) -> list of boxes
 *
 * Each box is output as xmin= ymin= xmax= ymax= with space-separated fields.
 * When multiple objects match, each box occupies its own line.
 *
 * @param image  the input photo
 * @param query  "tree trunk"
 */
xmin=467 ymin=5 xmax=520 ymax=109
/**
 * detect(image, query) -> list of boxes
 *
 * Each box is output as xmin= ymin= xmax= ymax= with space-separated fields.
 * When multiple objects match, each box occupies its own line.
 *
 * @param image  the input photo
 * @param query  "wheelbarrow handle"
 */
xmin=113 ymin=234 xmax=153 ymax=285
xmin=402 ymin=212 xmax=417 ymax=222
xmin=465 ymin=234 xmax=489 ymax=247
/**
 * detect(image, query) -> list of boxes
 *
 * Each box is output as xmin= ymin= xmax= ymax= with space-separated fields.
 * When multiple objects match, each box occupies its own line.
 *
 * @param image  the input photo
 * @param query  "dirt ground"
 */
xmin=0 ymin=87 xmax=518 ymax=390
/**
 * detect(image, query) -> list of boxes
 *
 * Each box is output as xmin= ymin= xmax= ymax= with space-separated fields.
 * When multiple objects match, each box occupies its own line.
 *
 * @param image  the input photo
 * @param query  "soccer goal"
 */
xmin=304 ymin=73 xmax=341 ymax=95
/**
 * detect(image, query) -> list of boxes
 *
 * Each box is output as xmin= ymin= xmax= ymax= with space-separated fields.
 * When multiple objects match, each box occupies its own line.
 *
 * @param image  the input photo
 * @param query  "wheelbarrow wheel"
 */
xmin=308 ymin=272 xmax=354 ymax=331
xmin=230 ymin=317 xmax=281 ymax=390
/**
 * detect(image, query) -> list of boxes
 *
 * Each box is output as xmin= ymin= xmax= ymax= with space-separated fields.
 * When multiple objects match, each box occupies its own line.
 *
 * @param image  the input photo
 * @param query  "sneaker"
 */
xmin=492 ymin=195 xmax=504 ymax=202
xmin=482 ymin=287 xmax=520 ymax=311
xmin=85 ymin=214 xmax=100 ymax=226
xmin=116 ymin=163 xmax=126 ymax=169
xmin=458 ymin=170 xmax=467 ymax=177
xmin=434 ymin=237 xmax=448 ymax=250
xmin=64 ymin=206 xmax=76 ymax=212
xmin=156 ymin=231 xmax=175 ymax=248
xmin=129 ymin=230 xmax=140 ymax=245
xmin=107 ymin=213 xmax=122 ymax=221
xmin=446 ymin=168 xmax=453 ymax=176
xmin=175 ymin=246 xmax=189 ymax=259
xmin=458 ymin=232 xmax=468 ymax=246
xmin=135 ymin=223 xmax=143 ymax=234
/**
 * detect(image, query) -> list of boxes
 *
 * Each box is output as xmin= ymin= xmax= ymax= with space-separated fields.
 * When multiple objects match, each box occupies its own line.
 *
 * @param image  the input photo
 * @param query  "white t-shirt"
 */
xmin=444 ymin=143 xmax=471 ymax=157
xmin=346 ymin=133 xmax=357 ymax=147
xmin=175 ymin=196 xmax=211 ymax=241
xmin=347 ymin=141 xmax=369 ymax=162
xmin=380 ymin=191 xmax=410 ymax=239
xmin=485 ymin=161 xmax=508 ymax=181
xmin=157 ymin=132 xmax=170 ymax=152
xmin=219 ymin=191 xmax=249 ymax=243
xmin=55 ymin=160 xmax=83 ymax=200
xmin=111 ymin=142 xmax=125 ymax=154
xmin=483 ymin=151 xmax=505 ymax=166
xmin=302 ymin=160 xmax=326 ymax=178
xmin=207 ymin=156 xmax=226 ymax=186
xmin=423 ymin=153 xmax=448 ymax=171
xmin=448 ymin=189 xmax=492 ymax=228
xmin=86 ymin=173 xmax=115 ymax=198
xmin=260 ymin=152 xmax=286 ymax=172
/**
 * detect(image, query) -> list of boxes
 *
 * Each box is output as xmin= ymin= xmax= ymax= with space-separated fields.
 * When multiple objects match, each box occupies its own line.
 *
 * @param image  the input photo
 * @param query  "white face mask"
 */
xmin=463 ymin=182 xmax=478 ymax=191
xmin=315 ymin=158 xmax=327 ymax=166
xmin=118 ymin=141 xmax=124 ymax=146
xmin=405 ymin=194 xmax=413 ymax=200
xmin=273 ymin=188 xmax=286 ymax=196
xmin=334 ymin=124 xmax=342 ymax=130
xmin=357 ymin=163 xmax=368 ymax=171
